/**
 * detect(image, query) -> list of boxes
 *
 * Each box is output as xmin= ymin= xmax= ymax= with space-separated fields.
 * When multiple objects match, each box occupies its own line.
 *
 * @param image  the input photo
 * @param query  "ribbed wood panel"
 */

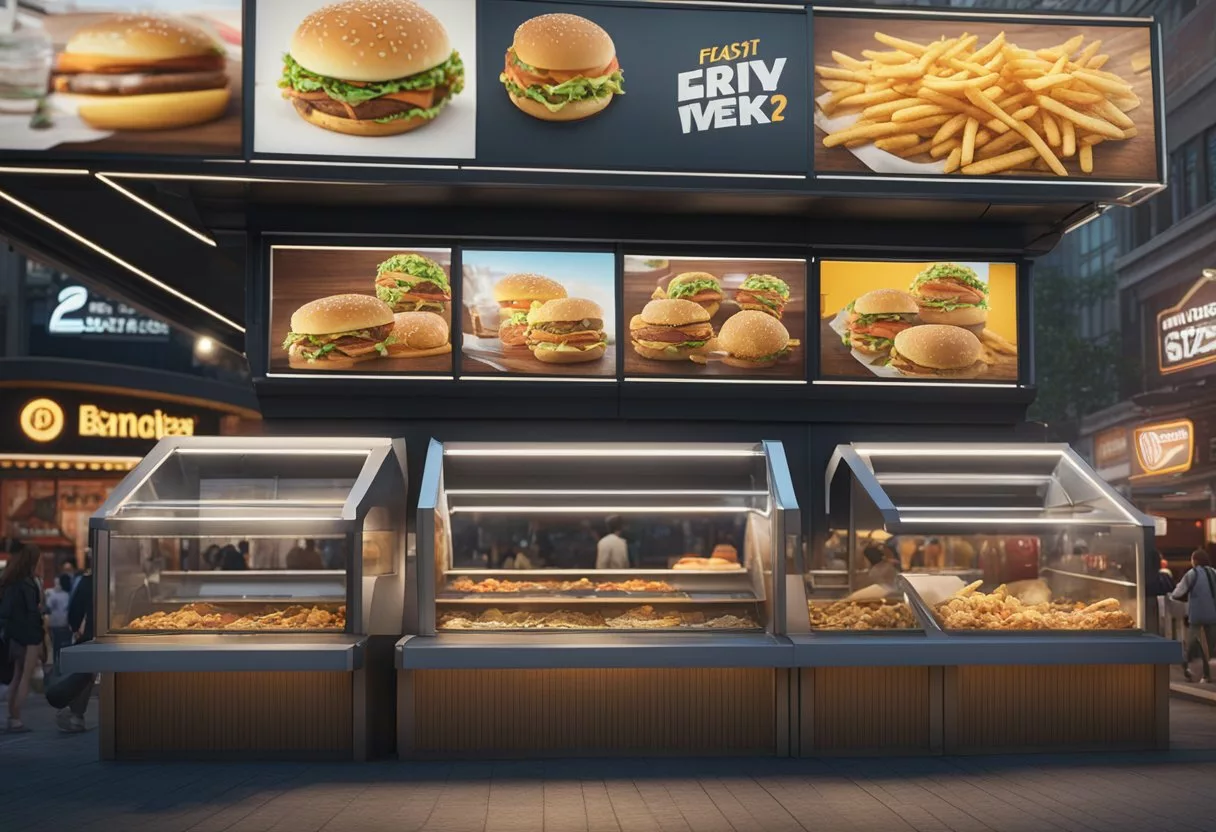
xmin=411 ymin=668 xmax=775 ymax=757
xmin=805 ymin=667 xmax=932 ymax=754
xmin=947 ymin=664 xmax=1159 ymax=752
xmin=114 ymin=672 xmax=353 ymax=759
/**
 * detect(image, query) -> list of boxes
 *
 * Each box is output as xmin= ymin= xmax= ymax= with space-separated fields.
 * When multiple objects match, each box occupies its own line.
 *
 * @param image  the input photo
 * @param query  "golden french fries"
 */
xmin=816 ymin=28 xmax=1145 ymax=176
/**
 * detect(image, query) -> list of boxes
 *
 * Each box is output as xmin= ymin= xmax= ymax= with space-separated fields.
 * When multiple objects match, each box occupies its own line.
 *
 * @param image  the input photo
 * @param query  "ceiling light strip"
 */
xmin=95 ymin=173 xmax=217 ymax=247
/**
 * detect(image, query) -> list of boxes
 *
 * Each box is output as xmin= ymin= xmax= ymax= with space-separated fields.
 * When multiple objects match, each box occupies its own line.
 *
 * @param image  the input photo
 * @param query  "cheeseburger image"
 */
xmin=500 ymin=13 xmax=624 ymax=121
xmin=375 ymin=253 xmax=450 ymax=315
xmin=494 ymin=273 xmax=567 ymax=346
xmin=735 ymin=275 xmax=790 ymax=320
xmin=52 ymin=15 xmax=230 ymax=131
xmin=630 ymin=299 xmax=713 ymax=362
xmin=845 ymin=288 xmax=919 ymax=358
xmin=525 ymin=298 xmax=607 ymax=363
xmin=279 ymin=0 xmax=464 ymax=136
xmin=664 ymin=272 xmax=724 ymax=318
xmin=909 ymin=263 xmax=989 ymax=334
xmin=282 ymin=294 xmax=395 ymax=369
xmin=717 ymin=310 xmax=794 ymax=369
xmin=888 ymin=325 xmax=984 ymax=379
xmin=385 ymin=311 xmax=451 ymax=359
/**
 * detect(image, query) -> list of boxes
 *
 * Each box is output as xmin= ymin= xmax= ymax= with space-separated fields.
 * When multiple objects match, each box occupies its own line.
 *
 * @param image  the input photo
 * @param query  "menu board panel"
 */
xmin=0 ymin=3 xmax=242 ymax=156
xmin=473 ymin=0 xmax=808 ymax=174
xmin=461 ymin=249 xmax=616 ymax=377
xmin=623 ymin=256 xmax=806 ymax=381
xmin=813 ymin=15 xmax=1157 ymax=182
xmin=269 ymin=245 xmax=454 ymax=375
xmin=254 ymin=0 xmax=477 ymax=159
xmin=819 ymin=260 xmax=1018 ymax=384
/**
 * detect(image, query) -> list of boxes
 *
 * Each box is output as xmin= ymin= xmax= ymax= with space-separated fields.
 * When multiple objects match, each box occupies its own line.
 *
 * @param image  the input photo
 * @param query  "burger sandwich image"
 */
xmin=282 ymin=294 xmax=395 ymax=369
xmin=494 ymin=273 xmax=567 ymax=346
xmin=52 ymin=15 xmax=230 ymax=131
xmin=717 ymin=310 xmax=795 ymax=369
xmin=279 ymin=0 xmax=464 ymax=137
xmin=909 ymin=263 xmax=989 ymax=334
xmin=663 ymin=272 xmax=724 ymax=317
xmin=629 ymin=299 xmax=714 ymax=362
xmin=384 ymin=311 xmax=451 ymax=359
xmin=888 ymin=325 xmax=985 ymax=379
xmin=844 ymin=288 xmax=919 ymax=358
xmin=375 ymin=253 xmax=450 ymax=315
xmin=735 ymin=274 xmax=790 ymax=320
xmin=525 ymin=297 xmax=607 ymax=364
xmin=500 ymin=13 xmax=623 ymax=122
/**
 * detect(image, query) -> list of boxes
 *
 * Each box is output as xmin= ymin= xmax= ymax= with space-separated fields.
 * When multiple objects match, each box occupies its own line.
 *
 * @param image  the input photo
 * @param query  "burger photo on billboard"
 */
xmin=500 ymin=13 xmax=623 ymax=122
xmin=375 ymin=253 xmax=451 ymax=314
xmin=630 ymin=299 xmax=714 ymax=362
xmin=717 ymin=310 xmax=794 ymax=369
xmin=384 ymin=311 xmax=451 ymax=359
xmin=845 ymin=288 xmax=919 ymax=358
xmin=888 ymin=325 xmax=984 ymax=380
xmin=735 ymin=274 xmax=790 ymax=320
xmin=663 ymin=272 xmax=723 ymax=318
xmin=525 ymin=297 xmax=607 ymax=364
xmin=52 ymin=15 xmax=230 ymax=131
xmin=494 ymin=273 xmax=568 ymax=346
xmin=279 ymin=0 xmax=464 ymax=137
xmin=909 ymin=263 xmax=989 ymax=334
xmin=283 ymin=294 xmax=396 ymax=369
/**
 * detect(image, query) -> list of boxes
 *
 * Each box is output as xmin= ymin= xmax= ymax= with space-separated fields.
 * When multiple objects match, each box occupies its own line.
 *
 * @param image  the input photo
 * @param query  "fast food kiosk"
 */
xmin=26 ymin=0 xmax=1179 ymax=758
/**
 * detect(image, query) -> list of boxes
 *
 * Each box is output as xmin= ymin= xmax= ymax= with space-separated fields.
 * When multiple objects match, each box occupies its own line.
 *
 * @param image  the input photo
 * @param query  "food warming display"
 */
xmin=810 ymin=442 xmax=1151 ymax=634
xmin=414 ymin=441 xmax=799 ymax=635
xmin=89 ymin=436 xmax=408 ymax=638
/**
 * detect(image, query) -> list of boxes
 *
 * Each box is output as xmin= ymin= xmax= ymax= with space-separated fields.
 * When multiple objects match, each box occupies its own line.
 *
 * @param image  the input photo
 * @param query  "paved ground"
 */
xmin=5 ymin=695 xmax=1216 ymax=832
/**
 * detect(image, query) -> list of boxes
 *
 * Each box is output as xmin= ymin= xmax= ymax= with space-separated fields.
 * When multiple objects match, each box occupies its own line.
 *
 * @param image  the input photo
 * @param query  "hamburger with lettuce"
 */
xmin=735 ymin=274 xmax=790 ymax=320
xmin=629 ymin=299 xmax=714 ymax=362
xmin=664 ymin=272 xmax=723 ymax=317
xmin=500 ymin=13 xmax=623 ymax=122
xmin=844 ymin=288 xmax=919 ymax=358
xmin=374 ymin=253 xmax=450 ymax=315
xmin=908 ymin=262 xmax=989 ymax=334
xmin=282 ymin=294 xmax=395 ymax=369
xmin=525 ymin=297 xmax=607 ymax=363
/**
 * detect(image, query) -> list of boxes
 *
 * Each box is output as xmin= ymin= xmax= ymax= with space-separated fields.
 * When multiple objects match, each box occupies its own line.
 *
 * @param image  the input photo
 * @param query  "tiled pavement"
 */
xmin=5 ymin=695 xmax=1216 ymax=832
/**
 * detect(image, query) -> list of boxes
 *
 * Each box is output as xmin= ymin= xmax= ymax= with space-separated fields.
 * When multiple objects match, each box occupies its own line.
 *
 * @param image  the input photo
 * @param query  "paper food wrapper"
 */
xmin=814 ymin=93 xmax=947 ymax=175
xmin=828 ymin=309 xmax=905 ymax=379
xmin=0 ymin=95 xmax=111 ymax=151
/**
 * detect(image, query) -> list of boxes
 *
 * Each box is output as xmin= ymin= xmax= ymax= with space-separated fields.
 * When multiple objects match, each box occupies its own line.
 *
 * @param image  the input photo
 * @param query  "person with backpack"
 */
xmin=0 ymin=544 xmax=46 ymax=733
xmin=1171 ymin=548 xmax=1216 ymax=683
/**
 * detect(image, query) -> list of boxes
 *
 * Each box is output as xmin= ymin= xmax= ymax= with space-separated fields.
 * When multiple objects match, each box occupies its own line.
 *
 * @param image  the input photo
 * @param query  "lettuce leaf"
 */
xmin=279 ymin=51 xmax=464 ymax=104
xmin=917 ymin=296 xmax=989 ymax=311
xmin=377 ymin=254 xmax=449 ymax=288
xmin=740 ymin=274 xmax=790 ymax=298
xmin=500 ymin=70 xmax=624 ymax=113
xmin=911 ymin=262 xmax=988 ymax=295
xmin=667 ymin=278 xmax=720 ymax=299
xmin=506 ymin=310 xmax=529 ymax=326
xmin=852 ymin=312 xmax=908 ymax=326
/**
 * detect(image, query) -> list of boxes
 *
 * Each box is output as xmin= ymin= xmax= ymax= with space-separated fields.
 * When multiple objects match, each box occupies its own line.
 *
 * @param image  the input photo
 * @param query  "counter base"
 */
xmin=399 ymin=667 xmax=785 ymax=759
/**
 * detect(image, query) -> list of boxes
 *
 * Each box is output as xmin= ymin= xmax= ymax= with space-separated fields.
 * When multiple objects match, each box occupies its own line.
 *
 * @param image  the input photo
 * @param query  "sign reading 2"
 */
xmin=677 ymin=38 xmax=789 ymax=134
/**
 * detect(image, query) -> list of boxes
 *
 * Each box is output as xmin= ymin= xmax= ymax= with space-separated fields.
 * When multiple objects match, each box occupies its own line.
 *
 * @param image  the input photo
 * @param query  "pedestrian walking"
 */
xmin=0 ymin=545 xmax=46 ymax=733
xmin=45 ymin=574 xmax=72 ymax=669
xmin=55 ymin=561 xmax=95 ymax=733
xmin=1171 ymin=548 xmax=1216 ymax=683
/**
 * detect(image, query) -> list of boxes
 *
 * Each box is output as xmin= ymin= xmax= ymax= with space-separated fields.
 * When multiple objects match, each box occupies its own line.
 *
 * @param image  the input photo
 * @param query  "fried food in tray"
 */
xmin=809 ymin=599 xmax=919 ymax=630
xmin=437 ymin=604 xmax=758 ymax=631
xmin=934 ymin=582 xmax=1134 ymax=630
xmin=126 ymin=602 xmax=347 ymax=631
xmin=447 ymin=577 xmax=676 ymax=594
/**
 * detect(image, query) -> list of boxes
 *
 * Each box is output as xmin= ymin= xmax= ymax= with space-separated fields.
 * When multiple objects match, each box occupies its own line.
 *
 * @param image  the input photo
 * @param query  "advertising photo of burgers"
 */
xmin=500 ymin=13 xmax=623 ymax=122
xmin=278 ymin=0 xmax=463 ymax=136
xmin=494 ymin=273 xmax=568 ymax=347
xmin=629 ymin=299 xmax=714 ymax=362
xmin=888 ymin=325 xmax=985 ymax=380
xmin=525 ymin=298 xmax=607 ymax=364
xmin=375 ymin=252 xmax=451 ymax=316
xmin=844 ymin=288 xmax=918 ymax=358
xmin=909 ymin=263 xmax=989 ymax=334
xmin=385 ymin=311 xmax=451 ymax=359
xmin=717 ymin=311 xmax=796 ymax=369
xmin=282 ymin=294 xmax=395 ymax=369
xmin=735 ymin=275 xmax=791 ymax=320
xmin=656 ymin=273 xmax=724 ymax=317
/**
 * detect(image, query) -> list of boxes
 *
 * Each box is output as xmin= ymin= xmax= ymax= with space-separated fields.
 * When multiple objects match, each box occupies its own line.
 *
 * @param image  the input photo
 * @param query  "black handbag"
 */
xmin=44 ymin=668 xmax=92 ymax=710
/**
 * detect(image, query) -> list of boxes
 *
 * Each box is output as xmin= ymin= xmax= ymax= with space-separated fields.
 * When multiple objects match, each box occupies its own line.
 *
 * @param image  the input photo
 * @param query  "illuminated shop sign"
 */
xmin=20 ymin=397 xmax=196 ymax=443
xmin=1158 ymin=270 xmax=1216 ymax=376
xmin=47 ymin=285 xmax=170 ymax=339
xmin=1131 ymin=419 xmax=1193 ymax=479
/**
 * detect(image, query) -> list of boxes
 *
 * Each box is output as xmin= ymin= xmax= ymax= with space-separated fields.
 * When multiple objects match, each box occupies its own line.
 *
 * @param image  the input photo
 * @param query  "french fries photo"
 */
xmin=815 ymin=25 xmax=1150 ymax=177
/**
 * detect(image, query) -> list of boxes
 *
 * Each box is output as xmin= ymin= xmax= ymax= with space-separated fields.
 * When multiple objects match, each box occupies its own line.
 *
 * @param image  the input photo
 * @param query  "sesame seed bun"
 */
xmin=531 ymin=342 xmax=607 ymax=364
xmin=493 ymin=273 xmax=568 ymax=303
xmin=527 ymin=297 xmax=603 ymax=325
xmin=852 ymin=288 xmax=919 ymax=316
xmin=385 ymin=311 xmax=450 ymax=358
xmin=73 ymin=86 xmax=230 ymax=131
xmin=287 ymin=350 xmax=381 ymax=371
xmin=717 ymin=310 xmax=790 ymax=369
xmin=638 ymin=299 xmax=710 ymax=327
xmin=289 ymin=100 xmax=432 ymax=136
xmin=508 ymin=93 xmax=612 ymax=123
xmin=512 ymin=14 xmax=615 ymax=72
xmin=892 ymin=325 xmax=983 ymax=375
xmin=289 ymin=294 xmax=394 ymax=335
xmin=290 ymin=0 xmax=452 ymax=83
xmin=917 ymin=305 xmax=988 ymax=334
xmin=63 ymin=14 xmax=222 ymax=62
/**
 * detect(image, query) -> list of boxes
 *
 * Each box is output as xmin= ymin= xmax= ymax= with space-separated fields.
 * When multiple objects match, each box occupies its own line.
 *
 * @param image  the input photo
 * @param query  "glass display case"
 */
xmin=414 ymin=441 xmax=799 ymax=635
xmin=809 ymin=443 xmax=1153 ymax=634
xmin=91 ymin=436 xmax=408 ymax=637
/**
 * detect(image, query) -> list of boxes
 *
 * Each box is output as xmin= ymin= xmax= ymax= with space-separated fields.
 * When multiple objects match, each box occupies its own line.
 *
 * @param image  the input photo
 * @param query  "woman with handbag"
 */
xmin=1171 ymin=548 xmax=1216 ymax=683
xmin=0 ymin=544 xmax=46 ymax=733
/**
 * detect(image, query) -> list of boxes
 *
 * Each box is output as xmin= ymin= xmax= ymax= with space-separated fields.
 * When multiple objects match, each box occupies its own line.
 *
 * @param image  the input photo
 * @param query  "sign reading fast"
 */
xmin=677 ymin=38 xmax=788 ymax=134
xmin=1158 ymin=270 xmax=1216 ymax=376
